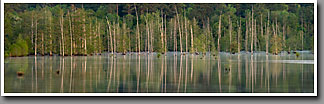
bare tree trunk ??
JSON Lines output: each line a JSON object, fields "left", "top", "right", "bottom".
{"left": 134, "top": 4, "right": 140, "bottom": 54}
{"left": 78, "top": 9, "right": 81, "bottom": 54}
{"left": 275, "top": 17, "right": 278, "bottom": 54}
{"left": 117, "top": 22, "right": 120, "bottom": 54}
{"left": 115, "top": 4, "right": 123, "bottom": 54}
{"left": 266, "top": 12, "right": 269, "bottom": 55}
{"left": 164, "top": 14, "right": 167, "bottom": 53}
{"left": 35, "top": 16, "right": 38, "bottom": 56}
{"left": 90, "top": 18, "right": 93, "bottom": 54}
{"left": 72, "top": 6, "right": 76, "bottom": 54}
{"left": 260, "top": 14, "right": 263, "bottom": 52}
{"left": 210, "top": 26, "right": 213, "bottom": 53}
{"left": 158, "top": 11, "right": 161, "bottom": 53}
{"left": 145, "top": 12, "right": 149, "bottom": 53}
{"left": 149, "top": 21, "right": 152, "bottom": 52}
{"left": 190, "top": 24, "right": 193, "bottom": 54}
{"left": 251, "top": 6, "right": 254, "bottom": 55}
{"left": 207, "top": 17, "right": 211, "bottom": 53}
{"left": 49, "top": 11, "right": 52, "bottom": 56}
{"left": 69, "top": 11, "right": 73, "bottom": 56}
{"left": 114, "top": 4, "right": 119, "bottom": 51}
{"left": 301, "top": 16, "right": 304, "bottom": 51}
{"left": 272, "top": 24, "right": 276, "bottom": 54}
{"left": 94, "top": 20, "right": 97, "bottom": 54}
{"left": 185, "top": 15, "right": 188, "bottom": 53}
{"left": 145, "top": 20, "right": 147, "bottom": 53}
{"left": 106, "top": 17, "right": 113, "bottom": 54}
{"left": 254, "top": 19, "right": 257, "bottom": 52}
{"left": 43, "top": 8, "right": 46, "bottom": 56}
{"left": 31, "top": 12, "right": 34, "bottom": 56}
{"left": 42, "top": 32, "right": 44, "bottom": 55}
{"left": 60, "top": 8, "right": 65, "bottom": 56}
{"left": 113, "top": 22, "right": 116, "bottom": 54}
{"left": 98, "top": 22, "right": 101, "bottom": 53}
{"left": 122, "top": 23, "right": 126, "bottom": 54}
{"left": 174, "top": 18, "right": 177, "bottom": 54}
{"left": 238, "top": 18, "right": 241, "bottom": 54}
{"left": 129, "top": 28, "right": 131, "bottom": 53}
{"left": 302, "top": 23, "right": 304, "bottom": 51}
{"left": 82, "top": 4, "right": 87, "bottom": 55}
{"left": 151, "top": 21, "right": 154, "bottom": 52}
{"left": 172, "top": 18, "right": 175, "bottom": 53}
{"left": 170, "top": 19, "right": 173, "bottom": 53}
{"left": 245, "top": 15, "right": 249, "bottom": 52}
{"left": 218, "top": 13, "right": 222, "bottom": 53}
{"left": 175, "top": 6, "right": 182, "bottom": 54}
{"left": 106, "top": 22, "right": 110, "bottom": 53}
{"left": 203, "top": 22, "right": 206, "bottom": 53}
{"left": 229, "top": 15, "right": 232, "bottom": 53}
{"left": 283, "top": 23, "right": 285, "bottom": 49}
{"left": 161, "top": 10, "right": 164, "bottom": 53}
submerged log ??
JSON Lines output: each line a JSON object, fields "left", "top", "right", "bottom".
{"left": 17, "top": 71, "right": 24, "bottom": 77}
{"left": 195, "top": 52, "right": 199, "bottom": 55}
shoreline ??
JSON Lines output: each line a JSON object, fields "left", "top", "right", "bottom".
{"left": 4, "top": 50, "right": 314, "bottom": 58}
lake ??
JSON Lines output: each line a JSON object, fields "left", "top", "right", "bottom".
{"left": 4, "top": 52, "right": 314, "bottom": 93}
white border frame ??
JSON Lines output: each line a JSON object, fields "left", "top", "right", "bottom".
{"left": 1, "top": 0, "right": 317, "bottom": 96}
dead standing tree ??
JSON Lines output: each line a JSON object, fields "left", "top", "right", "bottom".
{"left": 134, "top": 3, "right": 141, "bottom": 55}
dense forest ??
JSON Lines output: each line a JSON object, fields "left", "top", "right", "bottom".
{"left": 4, "top": 3, "right": 314, "bottom": 57}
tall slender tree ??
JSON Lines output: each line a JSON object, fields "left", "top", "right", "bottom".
{"left": 218, "top": 12, "right": 222, "bottom": 53}
{"left": 134, "top": 4, "right": 140, "bottom": 54}
{"left": 175, "top": 5, "right": 182, "bottom": 54}
{"left": 60, "top": 7, "right": 65, "bottom": 56}
{"left": 229, "top": 15, "right": 232, "bottom": 52}
{"left": 238, "top": 17, "right": 241, "bottom": 54}
{"left": 82, "top": 4, "right": 87, "bottom": 55}
{"left": 69, "top": 10, "right": 73, "bottom": 56}
{"left": 266, "top": 11, "right": 269, "bottom": 55}
{"left": 251, "top": 5, "right": 254, "bottom": 55}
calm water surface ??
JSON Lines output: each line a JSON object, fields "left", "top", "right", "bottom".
{"left": 4, "top": 52, "right": 314, "bottom": 93}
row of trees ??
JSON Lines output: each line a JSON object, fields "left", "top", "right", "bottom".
{"left": 4, "top": 3, "right": 314, "bottom": 56}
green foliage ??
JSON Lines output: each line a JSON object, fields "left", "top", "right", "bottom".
{"left": 296, "top": 52, "right": 300, "bottom": 57}
{"left": 270, "top": 35, "right": 283, "bottom": 55}
{"left": 3, "top": 3, "right": 314, "bottom": 56}
{"left": 157, "top": 53, "right": 161, "bottom": 58}
{"left": 4, "top": 52, "right": 10, "bottom": 58}
{"left": 230, "top": 41, "right": 238, "bottom": 54}
{"left": 194, "top": 34, "right": 206, "bottom": 53}
{"left": 8, "top": 34, "right": 29, "bottom": 57}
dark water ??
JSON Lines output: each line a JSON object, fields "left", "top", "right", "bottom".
{"left": 4, "top": 52, "right": 314, "bottom": 93}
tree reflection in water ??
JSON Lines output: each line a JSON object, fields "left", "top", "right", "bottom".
{"left": 4, "top": 52, "right": 314, "bottom": 93}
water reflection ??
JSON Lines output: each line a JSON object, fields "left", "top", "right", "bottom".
{"left": 4, "top": 52, "right": 314, "bottom": 93}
